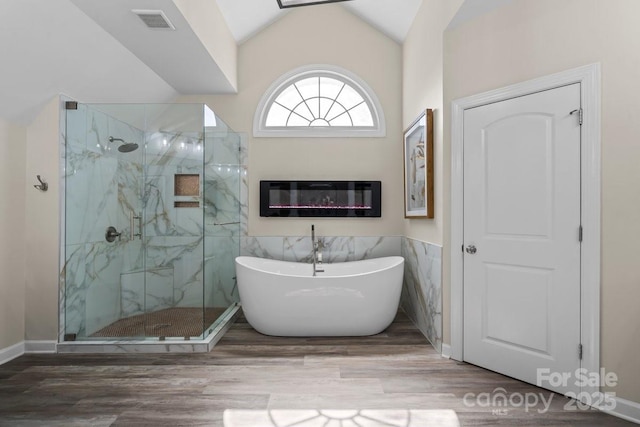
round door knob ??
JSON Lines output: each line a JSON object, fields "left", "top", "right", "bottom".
{"left": 465, "top": 245, "right": 477, "bottom": 254}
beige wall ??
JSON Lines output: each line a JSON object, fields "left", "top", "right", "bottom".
{"left": 0, "top": 119, "right": 27, "bottom": 350}
{"left": 181, "top": 5, "right": 403, "bottom": 237}
{"left": 24, "top": 98, "right": 60, "bottom": 341}
{"left": 402, "top": 0, "right": 463, "bottom": 245}
{"left": 173, "top": 0, "right": 237, "bottom": 90}
{"left": 443, "top": 0, "right": 640, "bottom": 402}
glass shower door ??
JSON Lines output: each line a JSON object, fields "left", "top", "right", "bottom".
{"left": 142, "top": 104, "right": 207, "bottom": 340}
{"left": 64, "top": 102, "right": 146, "bottom": 340}
{"left": 203, "top": 114, "right": 242, "bottom": 338}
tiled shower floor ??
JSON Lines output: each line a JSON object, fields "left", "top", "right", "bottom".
{"left": 90, "top": 307, "right": 227, "bottom": 339}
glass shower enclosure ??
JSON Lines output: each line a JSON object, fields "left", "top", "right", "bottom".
{"left": 62, "top": 103, "right": 240, "bottom": 342}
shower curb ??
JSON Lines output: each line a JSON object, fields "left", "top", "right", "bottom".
{"left": 56, "top": 304, "right": 241, "bottom": 354}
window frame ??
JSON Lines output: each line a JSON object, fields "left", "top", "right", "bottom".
{"left": 253, "top": 65, "right": 386, "bottom": 138}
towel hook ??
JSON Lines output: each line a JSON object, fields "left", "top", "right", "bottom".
{"left": 34, "top": 175, "right": 48, "bottom": 192}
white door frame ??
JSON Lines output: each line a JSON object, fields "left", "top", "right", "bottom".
{"left": 450, "top": 63, "right": 601, "bottom": 396}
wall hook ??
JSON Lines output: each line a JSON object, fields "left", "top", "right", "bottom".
{"left": 34, "top": 175, "right": 48, "bottom": 192}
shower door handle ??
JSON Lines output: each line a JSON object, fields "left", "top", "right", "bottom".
{"left": 130, "top": 212, "right": 142, "bottom": 240}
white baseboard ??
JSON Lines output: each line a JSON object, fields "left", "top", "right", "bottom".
{"left": 598, "top": 395, "right": 640, "bottom": 425}
{"left": 24, "top": 340, "right": 56, "bottom": 353}
{"left": 0, "top": 340, "right": 57, "bottom": 365}
{"left": 0, "top": 341, "right": 25, "bottom": 365}
{"left": 441, "top": 343, "right": 451, "bottom": 359}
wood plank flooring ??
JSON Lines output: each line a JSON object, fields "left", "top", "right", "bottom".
{"left": 0, "top": 312, "right": 633, "bottom": 426}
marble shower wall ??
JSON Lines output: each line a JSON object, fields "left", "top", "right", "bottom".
{"left": 61, "top": 104, "right": 243, "bottom": 339}
{"left": 400, "top": 237, "right": 442, "bottom": 352}
{"left": 203, "top": 128, "right": 244, "bottom": 309}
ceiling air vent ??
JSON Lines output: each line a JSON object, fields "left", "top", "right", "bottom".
{"left": 132, "top": 9, "right": 175, "bottom": 30}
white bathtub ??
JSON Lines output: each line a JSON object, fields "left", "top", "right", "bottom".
{"left": 235, "top": 256, "right": 404, "bottom": 337}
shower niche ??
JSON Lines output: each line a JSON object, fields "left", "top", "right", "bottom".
{"left": 260, "top": 180, "right": 381, "bottom": 217}
{"left": 61, "top": 102, "right": 242, "bottom": 348}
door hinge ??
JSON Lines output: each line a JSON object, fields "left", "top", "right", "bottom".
{"left": 462, "top": 244, "right": 464, "bottom": 253}
{"left": 579, "top": 225, "right": 583, "bottom": 242}
{"left": 579, "top": 343, "right": 583, "bottom": 360}
{"left": 570, "top": 108, "right": 583, "bottom": 125}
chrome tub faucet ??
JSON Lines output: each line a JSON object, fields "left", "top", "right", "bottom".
{"left": 311, "top": 224, "right": 324, "bottom": 276}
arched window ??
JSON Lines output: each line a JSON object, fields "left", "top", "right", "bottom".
{"left": 254, "top": 65, "right": 386, "bottom": 137}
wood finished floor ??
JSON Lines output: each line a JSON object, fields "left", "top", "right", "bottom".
{"left": 0, "top": 312, "right": 633, "bottom": 426}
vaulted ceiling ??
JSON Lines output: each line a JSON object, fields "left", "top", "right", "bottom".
{"left": 0, "top": 0, "right": 511, "bottom": 125}
{"left": 216, "top": 0, "right": 423, "bottom": 44}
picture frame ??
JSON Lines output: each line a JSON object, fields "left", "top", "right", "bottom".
{"left": 403, "top": 109, "right": 434, "bottom": 218}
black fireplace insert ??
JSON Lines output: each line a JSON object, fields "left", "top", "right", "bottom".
{"left": 260, "top": 180, "right": 381, "bottom": 217}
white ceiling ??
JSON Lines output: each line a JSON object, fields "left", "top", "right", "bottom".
{"left": 0, "top": 0, "right": 178, "bottom": 124}
{"left": 0, "top": 0, "right": 514, "bottom": 126}
{"left": 216, "top": 0, "right": 424, "bottom": 44}
{"left": 70, "top": 0, "right": 237, "bottom": 94}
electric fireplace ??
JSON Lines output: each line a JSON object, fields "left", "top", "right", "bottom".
{"left": 260, "top": 181, "right": 381, "bottom": 217}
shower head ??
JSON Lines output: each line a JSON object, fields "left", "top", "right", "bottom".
{"left": 108, "top": 136, "right": 139, "bottom": 153}
{"left": 118, "top": 142, "right": 139, "bottom": 153}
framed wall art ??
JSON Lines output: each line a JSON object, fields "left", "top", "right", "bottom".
{"left": 403, "top": 109, "right": 434, "bottom": 218}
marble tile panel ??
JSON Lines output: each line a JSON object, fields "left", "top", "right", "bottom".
{"left": 86, "top": 107, "right": 109, "bottom": 154}
{"left": 121, "top": 239, "right": 144, "bottom": 273}
{"left": 240, "top": 165, "right": 248, "bottom": 237}
{"left": 146, "top": 268, "right": 175, "bottom": 312}
{"left": 204, "top": 167, "right": 241, "bottom": 237}
{"left": 63, "top": 244, "right": 88, "bottom": 336}
{"left": 64, "top": 148, "right": 119, "bottom": 245}
{"left": 85, "top": 276, "right": 121, "bottom": 336}
{"left": 120, "top": 268, "right": 174, "bottom": 320}
{"left": 319, "top": 236, "right": 355, "bottom": 263}
{"left": 64, "top": 239, "right": 125, "bottom": 337}
{"left": 205, "top": 130, "right": 240, "bottom": 166}
{"left": 240, "top": 237, "right": 284, "bottom": 260}
{"left": 283, "top": 236, "right": 313, "bottom": 263}
{"left": 155, "top": 241, "right": 202, "bottom": 308}
{"left": 121, "top": 271, "right": 144, "bottom": 318}
{"left": 205, "top": 236, "right": 240, "bottom": 308}
{"left": 400, "top": 237, "right": 442, "bottom": 352}
{"left": 353, "top": 236, "right": 402, "bottom": 260}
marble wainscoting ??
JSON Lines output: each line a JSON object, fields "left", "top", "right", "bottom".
{"left": 400, "top": 237, "right": 442, "bottom": 352}
{"left": 241, "top": 236, "right": 401, "bottom": 263}
{"left": 239, "top": 235, "right": 442, "bottom": 353}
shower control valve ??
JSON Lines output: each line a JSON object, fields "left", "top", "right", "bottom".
{"left": 105, "top": 226, "right": 122, "bottom": 243}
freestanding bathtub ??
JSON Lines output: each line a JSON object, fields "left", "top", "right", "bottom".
{"left": 235, "top": 256, "right": 404, "bottom": 337}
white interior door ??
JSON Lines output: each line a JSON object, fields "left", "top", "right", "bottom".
{"left": 463, "top": 83, "right": 581, "bottom": 395}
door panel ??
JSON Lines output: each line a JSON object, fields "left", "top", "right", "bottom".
{"left": 484, "top": 263, "right": 551, "bottom": 354}
{"left": 484, "top": 114, "right": 554, "bottom": 238}
{"left": 463, "top": 84, "right": 581, "bottom": 394}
